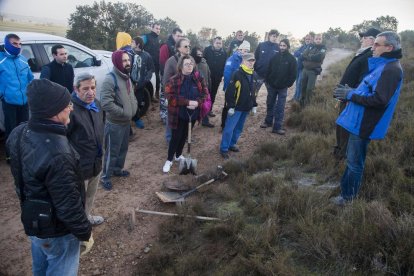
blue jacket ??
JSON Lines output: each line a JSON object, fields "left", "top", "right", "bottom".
{"left": 254, "top": 41, "right": 279, "bottom": 78}
{"left": 223, "top": 51, "right": 242, "bottom": 91}
{"left": 294, "top": 44, "right": 309, "bottom": 71}
{"left": 0, "top": 50, "right": 34, "bottom": 105}
{"left": 336, "top": 49, "right": 403, "bottom": 140}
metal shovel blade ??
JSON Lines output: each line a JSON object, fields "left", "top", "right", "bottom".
{"left": 155, "top": 191, "right": 185, "bottom": 203}
{"left": 179, "top": 157, "right": 197, "bottom": 175}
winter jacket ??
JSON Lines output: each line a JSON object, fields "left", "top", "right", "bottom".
{"left": 223, "top": 51, "right": 243, "bottom": 91}
{"left": 227, "top": 39, "right": 243, "bottom": 56}
{"left": 6, "top": 120, "right": 91, "bottom": 241}
{"left": 162, "top": 54, "right": 180, "bottom": 86}
{"left": 203, "top": 45, "right": 227, "bottom": 79}
{"left": 143, "top": 31, "right": 160, "bottom": 68}
{"left": 339, "top": 47, "right": 372, "bottom": 88}
{"left": 294, "top": 43, "right": 310, "bottom": 71}
{"left": 0, "top": 50, "right": 34, "bottom": 105}
{"left": 226, "top": 66, "right": 258, "bottom": 112}
{"left": 165, "top": 71, "right": 209, "bottom": 129}
{"left": 131, "top": 50, "right": 154, "bottom": 89}
{"left": 336, "top": 49, "right": 403, "bottom": 140}
{"left": 254, "top": 41, "right": 280, "bottom": 78}
{"left": 40, "top": 60, "right": 75, "bottom": 92}
{"left": 67, "top": 93, "right": 104, "bottom": 180}
{"left": 266, "top": 51, "right": 297, "bottom": 89}
{"left": 302, "top": 44, "right": 327, "bottom": 71}
{"left": 159, "top": 35, "right": 176, "bottom": 74}
{"left": 100, "top": 68, "right": 138, "bottom": 125}
{"left": 196, "top": 58, "right": 211, "bottom": 91}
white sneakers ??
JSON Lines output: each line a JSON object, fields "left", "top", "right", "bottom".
{"left": 163, "top": 160, "right": 173, "bottom": 173}
{"left": 174, "top": 155, "right": 185, "bottom": 162}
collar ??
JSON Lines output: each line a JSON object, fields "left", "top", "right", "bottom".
{"left": 28, "top": 118, "right": 67, "bottom": 135}
{"left": 72, "top": 92, "right": 100, "bottom": 112}
{"left": 241, "top": 64, "right": 254, "bottom": 75}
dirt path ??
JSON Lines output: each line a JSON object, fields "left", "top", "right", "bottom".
{"left": 0, "top": 48, "right": 352, "bottom": 276}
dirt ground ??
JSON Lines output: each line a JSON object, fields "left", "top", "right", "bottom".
{"left": 0, "top": 48, "right": 351, "bottom": 276}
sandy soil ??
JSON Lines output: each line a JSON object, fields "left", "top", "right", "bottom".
{"left": 0, "top": 48, "right": 351, "bottom": 276}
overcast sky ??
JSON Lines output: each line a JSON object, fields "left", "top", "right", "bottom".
{"left": 1, "top": 0, "right": 413, "bottom": 39}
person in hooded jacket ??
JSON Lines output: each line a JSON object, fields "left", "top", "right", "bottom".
{"left": 159, "top": 27, "right": 183, "bottom": 77}
{"left": 143, "top": 23, "right": 161, "bottom": 99}
{"left": 293, "top": 33, "right": 313, "bottom": 101}
{"left": 331, "top": 31, "right": 403, "bottom": 206}
{"left": 100, "top": 50, "right": 138, "bottom": 190}
{"left": 261, "top": 39, "right": 297, "bottom": 135}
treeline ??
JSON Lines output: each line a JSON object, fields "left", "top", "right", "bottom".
{"left": 66, "top": 1, "right": 399, "bottom": 51}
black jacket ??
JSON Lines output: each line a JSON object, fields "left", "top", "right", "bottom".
{"left": 130, "top": 50, "right": 155, "bottom": 89}
{"left": 226, "top": 67, "right": 258, "bottom": 112}
{"left": 6, "top": 120, "right": 91, "bottom": 241}
{"left": 67, "top": 93, "right": 105, "bottom": 180}
{"left": 340, "top": 47, "right": 372, "bottom": 88}
{"left": 203, "top": 45, "right": 227, "bottom": 79}
{"left": 302, "top": 44, "right": 327, "bottom": 70}
{"left": 143, "top": 31, "right": 160, "bottom": 68}
{"left": 227, "top": 39, "right": 243, "bottom": 56}
{"left": 40, "top": 60, "right": 74, "bottom": 92}
{"left": 266, "top": 51, "right": 297, "bottom": 89}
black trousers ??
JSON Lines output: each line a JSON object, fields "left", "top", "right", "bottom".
{"left": 221, "top": 102, "right": 228, "bottom": 129}
{"left": 210, "top": 74, "right": 222, "bottom": 107}
{"left": 334, "top": 101, "right": 350, "bottom": 160}
{"left": 2, "top": 100, "right": 29, "bottom": 138}
{"left": 168, "top": 119, "right": 196, "bottom": 161}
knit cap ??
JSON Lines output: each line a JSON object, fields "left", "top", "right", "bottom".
{"left": 238, "top": 40, "right": 250, "bottom": 51}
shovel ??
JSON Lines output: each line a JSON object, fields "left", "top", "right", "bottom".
{"left": 156, "top": 178, "right": 215, "bottom": 203}
{"left": 179, "top": 113, "right": 197, "bottom": 175}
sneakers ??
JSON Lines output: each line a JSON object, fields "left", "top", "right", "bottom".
{"left": 220, "top": 151, "right": 230, "bottom": 159}
{"left": 260, "top": 123, "right": 271, "bottom": 128}
{"left": 208, "top": 111, "right": 216, "bottom": 117}
{"left": 88, "top": 215, "right": 104, "bottom": 226}
{"left": 272, "top": 129, "right": 286, "bottom": 135}
{"left": 330, "top": 196, "right": 347, "bottom": 206}
{"left": 174, "top": 155, "right": 185, "bottom": 162}
{"left": 135, "top": 119, "right": 145, "bottom": 129}
{"left": 229, "top": 146, "right": 240, "bottom": 152}
{"left": 101, "top": 179, "right": 113, "bottom": 191}
{"left": 163, "top": 160, "right": 173, "bottom": 173}
{"left": 113, "top": 170, "right": 130, "bottom": 177}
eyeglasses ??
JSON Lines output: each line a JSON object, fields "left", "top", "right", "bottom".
{"left": 183, "top": 45, "right": 191, "bottom": 49}
{"left": 183, "top": 62, "right": 194, "bottom": 67}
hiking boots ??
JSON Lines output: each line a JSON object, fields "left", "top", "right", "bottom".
{"left": 202, "top": 122, "right": 215, "bottom": 128}
{"left": 113, "top": 170, "right": 130, "bottom": 177}
{"left": 260, "top": 123, "right": 272, "bottom": 128}
{"left": 101, "top": 180, "right": 113, "bottom": 191}
{"left": 229, "top": 146, "right": 240, "bottom": 152}
{"left": 272, "top": 129, "right": 286, "bottom": 135}
{"left": 220, "top": 151, "right": 230, "bottom": 159}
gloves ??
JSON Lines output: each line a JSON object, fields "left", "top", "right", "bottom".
{"left": 333, "top": 84, "right": 353, "bottom": 101}
{"left": 228, "top": 108, "right": 235, "bottom": 116}
{"left": 251, "top": 107, "right": 257, "bottom": 115}
{"left": 135, "top": 119, "right": 145, "bottom": 129}
{"left": 80, "top": 234, "right": 94, "bottom": 256}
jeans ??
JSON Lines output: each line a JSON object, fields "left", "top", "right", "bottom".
{"left": 220, "top": 111, "right": 248, "bottom": 152}
{"left": 2, "top": 100, "right": 29, "bottom": 138}
{"left": 340, "top": 133, "right": 370, "bottom": 200}
{"left": 101, "top": 121, "right": 130, "bottom": 181}
{"left": 264, "top": 85, "right": 288, "bottom": 131}
{"left": 293, "top": 70, "right": 303, "bottom": 101}
{"left": 30, "top": 234, "right": 80, "bottom": 276}
{"left": 165, "top": 115, "right": 172, "bottom": 143}
{"left": 84, "top": 173, "right": 101, "bottom": 216}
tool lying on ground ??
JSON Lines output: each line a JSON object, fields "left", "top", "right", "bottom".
{"left": 179, "top": 112, "right": 197, "bottom": 175}
{"left": 136, "top": 209, "right": 221, "bottom": 221}
{"left": 156, "top": 167, "right": 227, "bottom": 203}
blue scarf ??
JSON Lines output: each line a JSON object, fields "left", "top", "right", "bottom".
{"left": 4, "top": 37, "right": 21, "bottom": 56}
{"left": 76, "top": 94, "right": 100, "bottom": 112}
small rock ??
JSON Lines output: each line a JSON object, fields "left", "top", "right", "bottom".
{"left": 112, "top": 252, "right": 117, "bottom": 257}
{"left": 144, "top": 247, "right": 150, "bottom": 253}
{"left": 92, "top": 269, "right": 100, "bottom": 275}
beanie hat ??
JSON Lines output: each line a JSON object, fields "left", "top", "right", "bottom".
{"left": 280, "top": 38, "right": 291, "bottom": 49}
{"left": 27, "top": 79, "right": 71, "bottom": 119}
{"left": 238, "top": 40, "right": 250, "bottom": 51}
{"left": 116, "top": 32, "right": 132, "bottom": 50}
{"left": 112, "top": 50, "right": 128, "bottom": 74}
{"left": 359, "top": 28, "right": 381, "bottom": 38}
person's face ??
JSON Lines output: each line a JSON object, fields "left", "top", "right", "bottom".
{"left": 304, "top": 35, "right": 313, "bottom": 45}
{"left": 239, "top": 48, "right": 249, "bottom": 54}
{"left": 213, "top": 39, "right": 223, "bottom": 50}
{"left": 360, "top": 36, "right": 375, "bottom": 48}
{"left": 172, "top": 32, "right": 183, "bottom": 42}
{"left": 178, "top": 40, "right": 191, "bottom": 55}
{"left": 268, "top": 34, "right": 278, "bottom": 43}
{"left": 279, "top": 42, "right": 288, "bottom": 52}
{"left": 54, "top": 48, "right": 68, "bottom": 64}
{"left": 9, "top": 37, "right": 22, "bottom": 49}
{"left": 182, "top": 58, "right": 194, "bottom": 75}
{"left": 314, "top": 36, "right": 323, "bottom": 45}
{"left": 152, "top": 24, "right": 161, "bottom": 35}
{"left": 75, "top": 78, "right": 96, "bottom": 104}
{"left": 196, "top": 50, "right": 203, "bottom": 57}
{"left": 243, "top": 59, "right": 255, "bottom": 69}
{"left": 236, "top": 32, "right": 244, "bottom": 41}
{"left": 55, "top": 102, "right": 73, "bottom": 126}
{"left": 122, "top": 53, "right": 131, "bottom": 72}
{"left": 372, "top": 36, "right": 393, "bottom": 57}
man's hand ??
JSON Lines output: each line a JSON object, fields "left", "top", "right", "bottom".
{"left": 333, "top": 84, "right": 352, "bottom": 101}
{"left": 228, "top": 108, "right": 235, "bottom": 116}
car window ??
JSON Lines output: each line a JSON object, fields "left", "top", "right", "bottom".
{"left": 21, "top": 45, "right": 38, "bottom": 72}
{"left": 43, "top": 43, "right": 94, "bottom": 68}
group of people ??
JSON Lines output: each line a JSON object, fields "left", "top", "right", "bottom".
{"left": 0, "top": 24, "right": 404, "bottom": 274}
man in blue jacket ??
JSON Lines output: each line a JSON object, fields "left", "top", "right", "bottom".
{"left": 293, "top": 34, "right": 313, "bottom": 101}
{"left": 331, "top": 31, "right": 403, "bottom": 206}
{"left": 0, "top": 33, "right": 34, "bottom": 141}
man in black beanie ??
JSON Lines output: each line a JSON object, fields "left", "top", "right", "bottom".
{"left": 6, "top": 79, "right": 91, "bottom": 276}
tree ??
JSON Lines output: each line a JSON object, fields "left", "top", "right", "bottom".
{"left": 223, "top": 31, "right": 261, "bottom": 53}
{"left": 351, "top": 15, "right": 398, "bottom": 34}
{"left": 157, "top": 17, "right": 181, "bottom": 43}
{"left": 67, "top": 1, "right": 154, "bottom": 50}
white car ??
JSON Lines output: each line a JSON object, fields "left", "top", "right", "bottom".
{"left": 0, "top": 31, "right": 155, "bottom": 132}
